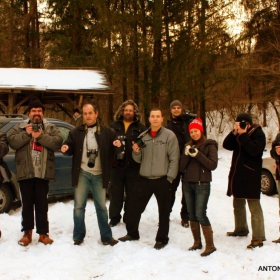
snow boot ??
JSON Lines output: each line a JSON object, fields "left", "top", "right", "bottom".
{"left": 18, "top": 230, "right": 32, "bottom": 246}
{"left": 201, "top": 226, "right": 216, "bottom": 257}
{"left": 39, "top": 234, "right": 53, "bottom": 245}
{"left": 189, "top": 221, "right": 202, "bottom": 251}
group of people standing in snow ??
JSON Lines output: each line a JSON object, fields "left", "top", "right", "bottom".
{"left": 0, "top": 96, "right": 279, "bottom": 255}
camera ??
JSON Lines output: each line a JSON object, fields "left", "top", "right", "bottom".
{"left": 117, "top": 136, "right": 126, "bottom": 160}
{"left": 189, "top": 145, "right": 197, "bottom": 153}
{"left": 239, "top": 120, "right": 248, "bottom": 129}
{"left": 183, "top": 110, "right": 197, "bottom": 120}
{"left": 31, "top": 120, "right": 41, "bottom": 132}
{"left": 136, "top": 136, "right": 146, "bottom": 149}
{"left": 87, "top": 149, "right": 98, "bottom": 168}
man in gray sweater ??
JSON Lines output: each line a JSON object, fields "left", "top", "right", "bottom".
{"left": 118, "top": 108, "right": 180, "bottom": 250}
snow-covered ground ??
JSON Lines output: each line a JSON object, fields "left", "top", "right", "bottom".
{"left": 1, "top": 148, "right": 280, "bottom": 280}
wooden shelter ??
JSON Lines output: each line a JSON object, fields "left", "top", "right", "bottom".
{"left": 0, "top": 68, "right": 114, "bottom": 114}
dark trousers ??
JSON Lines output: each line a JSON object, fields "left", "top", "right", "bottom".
{"left": 125, "top": 176, "right": 171, "bottom": 244}
{"left": 170, "top": 173, "right": 189, "bottom": 220}
{"left": 109, "top": 167, "right": 139, "bottom": 223}
{"left": 19, "top": 178, "right": 49, "bottom": 234}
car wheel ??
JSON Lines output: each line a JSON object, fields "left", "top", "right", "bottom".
{"left": 261, "top": 170, "right": 276, "bottom": 196}
{"left": 0, "top": 183, "right": 13, "bottom": 213}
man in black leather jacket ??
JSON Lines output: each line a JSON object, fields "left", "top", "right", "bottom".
{"left": 109, "top": 100, "right": 146, "bottom": 227}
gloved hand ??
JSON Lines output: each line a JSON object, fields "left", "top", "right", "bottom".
{"left": 188, "top": 147, "right": 198, "bottom": 157}
{"left": 185, "top": 145, "right": 191, "bottom": 156}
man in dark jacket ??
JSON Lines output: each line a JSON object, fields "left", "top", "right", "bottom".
{"left": 270, "top": 133, "right": 280, "bottom": 243}
{"left": 8, "top": 96, "right": 63, "bottom": 247}
{"left": 109, "top": 100, "right": 146, "bottom": 227}
{"left": 0, "top": 130, "right": 9, "bottom": 238}
{"left": 61, "top": 103, "right": 122, "bottom": 246}
{"left": 223, "top": 113, "right": 266, "bottom": 249}
{"left": 166, "top": 100, "right": 196, "bottom": 228}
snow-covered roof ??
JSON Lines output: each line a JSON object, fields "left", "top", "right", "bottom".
{"left": 0, "top": 68, "right": 113, "bottom": 94}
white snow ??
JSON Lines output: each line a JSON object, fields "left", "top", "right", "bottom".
{"left": 1, "top": 147, "right": 280, "bottom": 280}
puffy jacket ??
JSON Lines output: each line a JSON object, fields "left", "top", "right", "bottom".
{"left": 63, "top": 123, "right": 123, "bottom": 188}
{"left": 7, "top": 119, "right": 63, "bottom": 181}
{"left": 132, "top": 127, "right": 180, "bottom": 181}
{"left": 223, "top": 124, "right": 266, "bottom": 199}
{"left": 179, "top": 139, "right": 218, "bottom": 183}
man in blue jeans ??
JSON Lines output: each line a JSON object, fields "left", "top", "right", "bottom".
{"left": 61, "top": 103, "right": 123, "bottom": 246}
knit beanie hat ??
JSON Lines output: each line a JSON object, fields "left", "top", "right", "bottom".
{"left": 28, "top": 96, "right": 45, "bottom": 111}
{"left": 188, "top": 118, "right": 204, "bottom": 132}
{"left": 170, "top": 100, "right": 182, "bottom": 109}
{"left": 236, "top": 113, "right": 252, "bottom": 125}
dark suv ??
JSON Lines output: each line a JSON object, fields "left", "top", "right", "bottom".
{"left": 0, "top": 115, "right": 74, "bottom": 213}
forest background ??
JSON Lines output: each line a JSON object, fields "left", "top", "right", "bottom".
{"left": 1, "top": 0, "right": 280, "bottom": 133}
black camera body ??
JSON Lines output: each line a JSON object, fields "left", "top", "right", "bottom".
{"left": 87, "top": 149, "right": 98, "bottom": 168}
{"left": 136, "top": 136, "right": 146, "bottom": 149}
{"left": 31, "top": 120, "right": 42, "bottom": 132}
{"left": 189, "top": 145, "right": 197, "bottom": 153}
{"left": 239, "top": 120, "right": 248, "bottom": 129}
{"left": 117, "top": 135, "right": 126, "bottom": 160}
{"left": 182, "top": 110, "right": 197, "bottom": 120}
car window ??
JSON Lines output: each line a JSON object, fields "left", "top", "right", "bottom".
{"left": 57, "top": 126, "right": 71, "bottom": 142}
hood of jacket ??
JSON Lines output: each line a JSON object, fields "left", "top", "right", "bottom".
{"left": 113, "top": 100, "right": 142, "bottom": 122}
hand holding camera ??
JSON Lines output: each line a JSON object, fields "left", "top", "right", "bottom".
{"left": 188, "top": 145, "right": 198, "bottom": 157}
{"left": 185, "top": 145, "right": 191, "bottom": 155}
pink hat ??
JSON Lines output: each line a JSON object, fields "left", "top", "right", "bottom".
{"left": 188, "top": 118, "right": 204, "bottom": 132}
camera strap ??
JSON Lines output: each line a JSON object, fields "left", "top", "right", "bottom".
{"left": 85, "top": 126, "right": 98, "bottom": 152}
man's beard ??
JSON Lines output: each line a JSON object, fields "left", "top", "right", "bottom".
{"left": 31, "top": 116, "right": 43, "bottom": 124}
{"left": 123, "top": 114, "right": 134, "bottom": 122}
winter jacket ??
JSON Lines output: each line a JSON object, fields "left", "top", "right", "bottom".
{"left": 0, "top": 131, "right": 11, "bottom": 183}
{"left": 270, "top": 133, "right": 280, "bottom": 180}
{"left": 63, "top": 123, "right": 123, "bottom": 188}
{"left": 132, "top": 127, "right": 180, "bottom": 181}
{"left": 7, "top": 119, "right": 63, "bottom": 181}
{"left": 179, "top": 139, "right": 218, "bottom": 183}
{"left": 223, "top": 124, "right": 266, "bottom": 199}
{"left": 110, "top": 100, "right": 146, "bottom": 169}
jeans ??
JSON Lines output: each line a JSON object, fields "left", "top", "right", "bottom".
{"left": 183, "top": 182, "right": 211, "bottom": 226}
{"left": 73, "top": 169, "right": 112, "bottom": 242}
{"left": 109, "top": 167, "right": 139, "bottom": 223}
{"left": 233, "top": 198, "right": 265, "bottom": 241}
{"left": 170, "top": 172, "right": 189, "bottom": 220}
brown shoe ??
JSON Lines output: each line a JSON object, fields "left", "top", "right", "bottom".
{"left": 39, "top": 234, "right": 53, "bottom": 245}
{"left": 18, "top": 230, "right": 32, "bottom": 246}
{"left": 247, "top": 240, "right": 263, "bottom": 249}
{"left": 272, "top": 237, "right": 280, "bottom": 244}
{"left": 102, "top": 238, "right": 119, "bottom": 246}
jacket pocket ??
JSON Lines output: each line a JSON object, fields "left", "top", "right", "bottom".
{"left": 16, "top": 159, "right": 27, "bottom": 180}
{"left": 244, "top": 164, "right": 255, "bottom": 171}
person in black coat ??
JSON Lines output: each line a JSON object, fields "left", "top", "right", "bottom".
{"left": 109, "top": 100, "right": 146, "bottom": 227}
{"left": 61, "top": 103, "right": 123, "bottom": 246}
{"left": 166, "top": 100, "right": 196, "bottom": 228}
{"left": 223, "top": 113, "right": 266, "bottom": 249}
{"left": 270, "top": 133, "right": 280, "bottom": 243}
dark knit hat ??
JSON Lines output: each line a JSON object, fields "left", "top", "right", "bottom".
{"left": 236, "top": 113, "right": 252, "bottom": 125}
{"left": 188, "top": 118, "right": 204, "bottom": 132}
{"left": 73, "top": 108, "right": 80, "bottom": 114}
{"left": 28, "top": 96, "right": 45, "bottom": 111}
{"left": 170, "top": 100, "right": 182, "bottom": 109}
